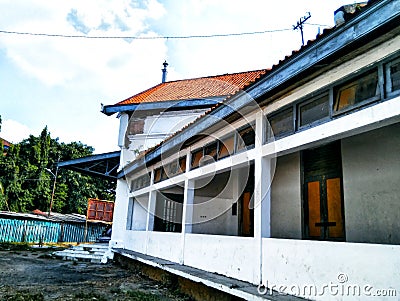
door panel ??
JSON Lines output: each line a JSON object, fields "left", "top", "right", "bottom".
{"left": 308, "top": 181, "right": 321, "bottom": 237}
{"left": 327, "top": 178, "right": 343, "bottom": 238}
{"left": 303, "top": 141, "right": 345, "bottom": 241}
{"left": 241, "top": 192, "right": 252, "bottom": 236}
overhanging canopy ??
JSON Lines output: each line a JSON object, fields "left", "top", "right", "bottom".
{"left": 58, "top": 151, "right": 120, "bottom": 179}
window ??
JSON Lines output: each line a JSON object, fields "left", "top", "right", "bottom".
{"left": 218, "top": 135, "right": 235, "bottom": 159}
{"left": 164, "top": 156, "right": 186, "bottom": 178}
{"left": 333, "top": 69, "right": 380, "bottom": 113}
{"left": 390, "top": 62, "right": 400, "bottom": 92}
{"left": 298, "top": 93, "right": 330, "bottom": 128}
{"left": 387, "top": 59, "right": 400, "bottom": 95}
{"left": 131, "top": 173, "right": 151, "bottom": 191}
{"left": 202, "top": 142, "right": 218, "bottom": 165}
{"left": 179, "top": 156, "right": 187, "bottom": 173}
{"left": 191, "top": 149, "right": 203, "bottom": 169}
{"left": 154, "top": 168, "right": 162, "bottom": 183}
{"left": 236, "top": 124, "right": 255, "bottom": 151}
{"left": 127, "top": 118, "right": 145, "bottom": 135}
{"left": 268, "top": 107, "right": 294, "bottom": 139}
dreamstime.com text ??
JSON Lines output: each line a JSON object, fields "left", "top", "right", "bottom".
{"left": 257, "top": 274, "right": 397, "bottom": 298}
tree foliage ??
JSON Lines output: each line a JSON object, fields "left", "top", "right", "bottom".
{"left": 0, "top": 127, "right": 116, "bottom": 214}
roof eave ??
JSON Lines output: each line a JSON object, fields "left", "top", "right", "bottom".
{"left": 101, "top": 96, "right": 226, "bottom": 116}
{"left": 119, "top": 0, "right": 400, "bottom": 178}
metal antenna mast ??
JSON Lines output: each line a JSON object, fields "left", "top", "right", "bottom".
{"left": 293, "top": 12, "right": 311, "bottom": 46}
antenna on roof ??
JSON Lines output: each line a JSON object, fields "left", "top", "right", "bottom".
{"left": 293, "top": 12, "right": 311, "bottom": 46}
{"left": 161, "top": 60, "right": 168, "bottom": 83}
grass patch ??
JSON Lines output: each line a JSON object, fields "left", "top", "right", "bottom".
{"left": 73, "top": 292, "right": 107, "bottom": 301}
{"left": 126, "top": 291, "right": 166, "bottom": 301}
{"left": 0, "top": 242, "right": 31, "bottom": 251}
{"left": 1, "top": 291, "right": 44, "bottom": 301}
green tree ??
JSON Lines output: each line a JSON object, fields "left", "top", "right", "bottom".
{"left": 0, "top": 127, "right": 116, "bottom": 214}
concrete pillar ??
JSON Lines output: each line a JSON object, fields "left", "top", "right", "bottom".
{"left": 145, "top": 171, "right": 156, "bottom": 254}
{"left": 254, "top": 112, "right": 272, "bottom": 284}
{"left": 110, "top": 178, "right": 129, "bottom": 249}
{"left": 181, "top": 150, "right": 195, "bottom": 264}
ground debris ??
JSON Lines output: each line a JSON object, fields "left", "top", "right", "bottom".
{"left": 0, "top": 247, "right": 190, "bottom": 301}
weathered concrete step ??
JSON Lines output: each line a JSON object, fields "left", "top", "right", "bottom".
{"left": 52, "top": 243, "right": 113, "bottom": 263}
{"left": 54, "top": 250, "right": 105, "bottom": 256}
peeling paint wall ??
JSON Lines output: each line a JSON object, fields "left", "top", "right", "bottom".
{"left": 342, "top": 122, "right": 400, "bottom": 244}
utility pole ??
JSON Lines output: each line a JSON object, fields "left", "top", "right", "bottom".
{"left": 45, "top": 160, "right": 59, "bottom": 217}
{"left": 293, "top": 12, "right": 311, "bottom": 46}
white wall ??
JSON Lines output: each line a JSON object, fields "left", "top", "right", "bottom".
{"left": 191, "top": 170, "right": 242, "bottom": 235}
{"left": 146, "top": 231, "right": 182, "bottom": 263}
{"left": 341, "top": 123, "right": 400, "bottom": 244}
{"left": 124, "top": 231, "right": 147, "bottom": 254}
{"left": 262, "top": 238, "right": 400, "bottom": 300}
{"left": 110, "top": 179, "right": 129, "bottom": 248}
{"left": 191, "top": 196, "right": 237, "bottom": 235}
{"left": 270, "top": 152, "right": 302, "bottom": 239}
{"left": 124, "top": 109, "right": 208, "bottom": 163}
{"left": 184, "top": 234, "right": 259, "bottom": 284}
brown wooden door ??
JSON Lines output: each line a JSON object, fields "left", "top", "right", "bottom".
{"left": 241, "top": 191, "right": 253, "bottom": 236}
{"left": 306, "top": 176, "right": 344, "bottom": 239}
{"left": 303, "top": 142, "right": 345, "bottom": 240}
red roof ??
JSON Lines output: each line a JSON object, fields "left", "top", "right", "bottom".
{"left": 115, "top": 70, "right": 267, "bottom": 105}
{"left": 1, "top": 138, "right": 11, "bottom": 148}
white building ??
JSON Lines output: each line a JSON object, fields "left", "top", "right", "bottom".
{"left": 102, "top": 1, "right": 400, "bottom": 300}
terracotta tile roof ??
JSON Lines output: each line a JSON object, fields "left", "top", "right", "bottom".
{"left": 114, "top": 70, "right": 267, "bottom": 105}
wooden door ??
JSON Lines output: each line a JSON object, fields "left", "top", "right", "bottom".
{"left": 303, "top": 142, "right": 345, "bottom": 240}
{"left": 306, "top": 176, "right": 344, "bottom": 239}
{"left": 241, "top": 192, "right": 253, "bottom": 236}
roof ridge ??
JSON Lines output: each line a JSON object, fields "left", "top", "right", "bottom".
{"left": 162, "top": 68, "right": 268, "bottom": 84}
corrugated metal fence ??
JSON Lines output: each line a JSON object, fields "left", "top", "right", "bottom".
{"left": 0, "top": 218, "right": 106, "bottom": 243}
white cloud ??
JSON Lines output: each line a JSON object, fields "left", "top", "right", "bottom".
{"left": 0, "top": 119, "right": 37, "bottom": 144}
{"left": 0, "top": 0, "right": 168, "bottom": 94}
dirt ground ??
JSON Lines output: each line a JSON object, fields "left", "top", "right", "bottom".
{"left": 0, "top": 243, "right": 191, "bottom": 301}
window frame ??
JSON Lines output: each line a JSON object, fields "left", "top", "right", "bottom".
{"left": 332, "top": 68, "right": 381, "bottom": 116}
{"left": 385, "top": 56, "right": 400, "bottom": 98}
{"left": 297, "top": 92, "right": 330, "bottom": 130}
{"left": 267, "top": 106, "right": 295, "bottom": 141}
{"left": 236, "top": 123, "right": 256, "bottom": 152}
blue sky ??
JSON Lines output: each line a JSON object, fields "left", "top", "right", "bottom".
{"left": 0, "top": 0, "right": 352, "bottom": 154}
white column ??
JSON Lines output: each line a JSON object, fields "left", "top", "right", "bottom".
{"left": 180, "top": 150, "right": 195, "bottom": 264}
{"left": 145, "top": 171, "right": 156, "bottom": 254}
{"left": 110, "top": 178, "right": 129, "bottom": 249}
{"left": 254, "top": 111, "right": 272, "bottom": 284}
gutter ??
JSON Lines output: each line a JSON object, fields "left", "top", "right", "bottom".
{"left": 101, "top": 97, "right": 225, "bottom": 116}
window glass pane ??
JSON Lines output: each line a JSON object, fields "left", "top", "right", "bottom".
{"left": 165, "top": 161, "right": 178, "bottom": 177}
{"left": 204, "top": 142, "right": 218, "bottom": 159}
{"left": 390, "top": 61, "right": 400, "bottom": 92}
{"left": 269, "top": 108, "right": 294, "bottom": 138}
{"left": 218, "top": 135, "right": 235, "bottom": 159}
{"left": 191, "top": 149, "right": 203, "bottom": 169}
{"left": 299, "top": 94, "right": 329, "bottom": 127}
{"left": 334, "top": 70, "right": 379, "bottom": 112}
{"left": 202, "top": 142, "right": 218, "bottom": 165}
{"left": 154, "top": 168, "right": 162, "bottom": 183}
{"left": 179, "top": 156, "right": 186, "bottom": 173}
{"left": 236, "top": 125, "right": 255, "bottom": 151}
